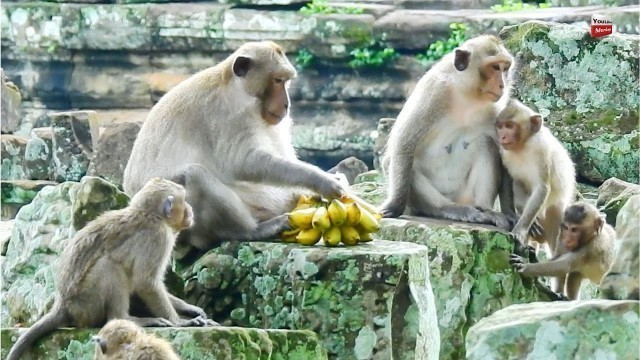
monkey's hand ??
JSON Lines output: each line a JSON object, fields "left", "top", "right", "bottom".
{"left": 315, "top": 174, "right": 347, "bottom": 200}
{"left": 505, "top": 214, "right": 519, "bottom": 230}
{"left": 511, "top": 227, "right": 529, "bottom": 245}
{"left": 379, "top": 199, "right": 405, "bottom": 218}
{"left": 177, "top": 315, "right": 215, "bottom": 327}
{"left": 529, "top": 219, "right": 544, "bottom": 239}
{"left": 508, "top": 254, "right": 529, "bottom": 274}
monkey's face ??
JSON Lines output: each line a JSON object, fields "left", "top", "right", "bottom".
{"left": 479, "top": 59, "right": 511, "bottom": 102}
{"left": 560, "top": 221, "right": 582, "bottom": 252}
{"left": 495, "top": 118, "right": 521, "bottom": 151}
{"left": 261, "top": 73, "right": 292, "bottom": 125}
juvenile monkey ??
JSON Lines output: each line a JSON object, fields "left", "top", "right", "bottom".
{"left": 93, "top": 319, "right": 180, "bottom": 360}
{"left": 380, "top": 35, "right": 515, "bottom": 230}
{"left": 6, "top": 178, "right": 215, "bottom": 360}
{"left": 510, "top": 202, "right": 616, "bottom": 300}
{"left": 496, "top": 99, "right": 576, "bottom": 257}
{"left": 123, "top": 41, "right": 348, "bottom": 250}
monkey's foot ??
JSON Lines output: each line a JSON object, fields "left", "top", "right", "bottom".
{"left": 129, "top": 316, "right": 173, "bottom": 327}
{"left": 178, "top": 316, "right": 217, "bottom": 327}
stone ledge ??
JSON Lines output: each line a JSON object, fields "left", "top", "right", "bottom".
{"left": 0, "top": 326, "right": 328, "bottom": 360}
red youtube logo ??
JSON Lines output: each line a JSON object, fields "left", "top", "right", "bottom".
{"left": 591, "top": 14, "right": 613, "bottom": 38}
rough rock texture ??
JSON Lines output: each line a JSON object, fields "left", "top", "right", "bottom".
{"left": 87, "top": 121, "right": 141, "bottom": 188}
{"left": 50, "top": 111, "right": 94, "bottom": 182}
{"left": 0, "top": 179, "right": 57, "bottom": 220}
{"left": 597, "top": 177, "right": 640, "bottom": 226}
{"left": 465, "top": 300, "right": 640, "bottom": 360}
{"left": 599, "top": 195, "right": 640, "bottom": 301}
{"left": 1, "top": 69, "right": 22, "bottom": 134}
{"left": 1, "top": 176, "right": 128, "bottom": 327}
{"left": 500, "top": 20, "right": 639, "bottom": 184}
{"left": 175, "top": 240, "right": 440, "bottom": 360}
{"left": 1, "top": 326, "right": 328, "bottom": 360}
{"left": 1, "top": 134, "right": 28, "bottom": 180}
{"left": 24, "top": 127, "right": 53, "bottom": 180}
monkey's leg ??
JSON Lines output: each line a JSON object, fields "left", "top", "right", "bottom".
{"left": 565, "top": 272, "right": 583, "bottom": 300}
{"left": 174, "top": 164, "right": 289, "bottom": 247}
{"left": 539, "top": 206, "right": 564, "bottom": 292}
{"left": 136, "top": 282, "right": 209, "bottom": 327}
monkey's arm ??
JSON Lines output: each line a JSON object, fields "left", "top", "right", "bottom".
{"left": 510, "top": 252, "right": 577, "bottom": 277}
{"left": 498, "top": 165, "right": 516, "bottom": 217}
{"left": 239, "top": 150, "right": 344, "bottom": 199}
{"left": 380, "top": 83, "right": 446, "bottom": 217}
{"left": 512, "top": 182, "right": 549, "bottom": 243}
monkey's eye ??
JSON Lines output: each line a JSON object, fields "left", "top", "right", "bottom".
{"left": 274, "top": 78, "right": 285, "bottom": 84}
{"left": 505, "top": 122, "right": 514, "bottom": 129}
{"left": 492, "top": 64, "right": 500, "bottom": 71}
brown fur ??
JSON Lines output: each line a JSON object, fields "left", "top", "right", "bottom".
{"left": 379, "top": 35, "right": 515, "bottom": 230}
{"left": 510, "top": 202, "right": 616, "bottom": 300}
{"left": 123, "top": 41, "right": 347, "bottom": 250}
{"left": 6, "top": 178, "right": 215, "bottom": 360}
{"left": 93, "top": 319, "right": 180, "bottom": 360}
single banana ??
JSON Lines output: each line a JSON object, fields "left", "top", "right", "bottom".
{"left": 289, "top": 207, "right": 317, "bottom": 229}
{"left": 323, "top": 226, "right": 341, "bottom": 247}
{"left": 281, "top": 228, "right": 301, "bottom": 243}
{"left": 358, "top": 207, "right": 381, "bottom": 233}
{"left": 356, "top": 226, "right": 374, "bottom": 242}
{"left": 312, "top": 206, "right": 331, "bottom": 231}
{"left": 327, "top": 199, "right": 347, "bottom": 226}
{"left": 294, "top": 194, "right": 322, "bottom": 210}
{"left": 344, "top": 202, "right": 361, "bottom": 226}
{"left": 296, "top": 228, "right": 323, "bottom": 246}
{"left": 340, "top": 226, "right": 360, "bottom": 246}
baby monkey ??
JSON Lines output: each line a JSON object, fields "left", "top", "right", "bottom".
{"left": 93, "top": 319, "right": 180, "bottom": 360}
{"left": 7, "top": 178, "right": 216, "bottom": 360}
{"left": 510, "top": 202, "right": 616, "bottom": 300}
{"left": 496, "top": 99, "right": 576, "bottom": 255}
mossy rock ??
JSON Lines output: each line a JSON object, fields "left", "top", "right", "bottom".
{"left": 1, "top": 326, "right": 328, "bottom": 360}
{"left": 501, "top": 20, "right": 639, "bottom": 184}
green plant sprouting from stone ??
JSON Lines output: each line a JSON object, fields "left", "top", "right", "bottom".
{"left": 295, "top": 48, "right": 315, "bottom": 69}
{"left": 417, "top": 23, "right": 467, "bottom": 65}
{"left": 490, "top": 0, "right": 551, "bottom": 12}
{"left": 348, "top": 40, "right": 398, "bottom": 69}
{"left": 300, "top": 0, "right": 364, "bottom": 15}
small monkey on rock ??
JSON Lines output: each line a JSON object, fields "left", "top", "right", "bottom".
{"left": 93, "top": 319, "right": 180, "bottom": 360}
{"left": 496, "top": 99, "right": 576, "bottom": 256}
{"left": 124, "top": 41, "right": 349, "bottom": 250}
{"left": 6, "top": 178, "right": 216, "bottom": 360}
{"left": 379, "top": 35, "right": 516, "bottom": 230}
{"left": 510, "top": 202, "right": 616, "bottom": 300}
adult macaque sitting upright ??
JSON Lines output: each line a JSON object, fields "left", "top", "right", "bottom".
{"left": 123, "top": 41, "right": 354, "bottom": 250}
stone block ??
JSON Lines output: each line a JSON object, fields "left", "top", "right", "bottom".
{"left": 0, "top": 180, "right": 57, "bottom": 220}
{"left": 1, "top": 134, "right": 28, "bottom": 180}
{"left": 24, "top": 127, "right": 53, "bottom": 181}
{"left": 1, "top": 70, "right": 22, "bottom": 134}
{"left": 87, "top": 121, "right": 141, "bottom": 188}
{"left": 50, "top": 111, "right": 94, "bottom": 182}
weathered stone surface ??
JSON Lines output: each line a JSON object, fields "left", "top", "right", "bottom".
{"left": 24, "top": 127, "right": 53, "bottom": 180}
{"left": 1, "top": 134, "right": 28, "bottom": 180}
{"left": 1, "top": 69, "right": 22, "bottom": 134}
{"left": 1, "top": 177, "right": 128, "bottom": 327}
{"left": 222, "top": 9, "right": 309, "bottom": 52}
{"left": 87, "top": 121, "right": 141, "bottom": 187}
{"left": 176, "top": 240, "right": 440, "bottom": 360}
{"left": 1, "top": 326, "right": 328, "bottom": 360}
{"left": 600, "top": 195, "right": 640, "bottom": 301}
{"left": 394, "top": 0, "right": 501, "bottom": 10}
{"left": 303, "top": 14, "right": 375, "bottom": 59}
{"left": 550, "top": 0, "right": 636, "bottom": 6}
{"left": 50, "top": 111, "right": 94, "bottom": 182}
{"left": 465, "top": 300, "right": 640, "bottom": 360}
{"left": 597, "top": 177, "right": 640, "bottom": 226}
{"left": 151, "top": 3, "right": 227, "bottom": 51}
{"left": 376, "top": 216, "right": 552, "bottom": 360}
{"left": 0, "top": 180, "right": 56, "bottom": 220}
{"left": 500, "top": 20, "right": 639, "bottom": 184}
{"left": 354, "top": 169, "right": 383, "bottom": 184}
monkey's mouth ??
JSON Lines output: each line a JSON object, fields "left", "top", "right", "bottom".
{"left": 263, "top": 110, "right": 285, "bottom": 125}
{"left": 488, "top": 91, "right": 502, "bottom": 101}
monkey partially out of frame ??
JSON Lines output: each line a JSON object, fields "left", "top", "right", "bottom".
{"left": 123, "top": 41, "right": 349, "bottom": 250}
{"left": 93, "top": 319, "right": 180, "bottom": 360}
{"left": 6, "top": 178, "right": 216, "bottom": 360}
{"left": 379, "top": 35, "right": 515, "bottom": 230}
{"left": 510, "top": 202, "right": 616, "bottom": 300}
{"left": 495, "top": 99, "right": 577, "bottom": 256}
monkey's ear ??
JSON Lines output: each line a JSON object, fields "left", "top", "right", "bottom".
{"left": 529, "top": 115, "right": 542, "bottom": 133}
{"left": 163, "top": 195, "right": 175, "bottom": 217}
{"left": 92, "top": 336, "right": 107, "bottom": 354}
{"left": 595, "top": 215, "right": 605, "bottom": 233}
{"left": 454, "top": 49, "right": 471, "bottom": 71}
{"left": 232, "top": 56, "right": 252, "bottom": 77}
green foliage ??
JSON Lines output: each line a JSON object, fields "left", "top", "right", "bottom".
{"left": 295, "top": 48, "right": 315, "bottom": 69}
{"left": 417, "top": 23, "right": 467, "bottom": 65}
{"left": 348, "top": 40, "right": 398, "bottom": 68}
{"left": 300, "top": 0, "right": 364, "bottom": 15}
{"left": 490, "top": 0, "right": 551, "bottom": 12}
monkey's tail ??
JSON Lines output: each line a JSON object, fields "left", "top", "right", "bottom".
{"left": 6, "top": 308, "right": 67, "bottom": 360}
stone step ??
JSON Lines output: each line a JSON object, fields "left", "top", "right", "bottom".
{"left": 1, "top": 326, "right": 328, "bottom": 360}
{"left": 465, "top": 300, "right": 640, "bottom": 359}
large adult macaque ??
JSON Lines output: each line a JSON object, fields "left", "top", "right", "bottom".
{"left": 123, "top": 41, "right": 348, "bottom": 250}
{"left": 380, "top": 35, "right": 515, "bottom": 229}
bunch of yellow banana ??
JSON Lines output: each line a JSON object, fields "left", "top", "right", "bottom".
{"left": 281, "top": 194, "right": 382, "bottom": 247}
